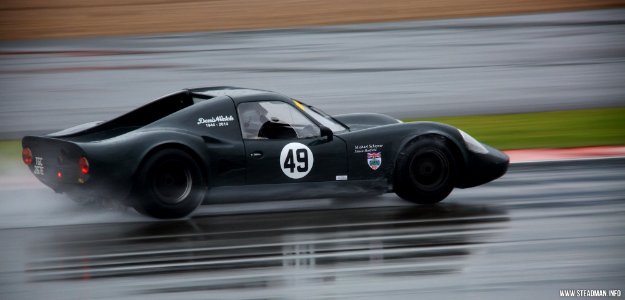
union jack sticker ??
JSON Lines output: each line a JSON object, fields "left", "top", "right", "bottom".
{"left": 367, "top": 152, "right": 382, "bottom": 170}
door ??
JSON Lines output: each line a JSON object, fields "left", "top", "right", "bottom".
{"left": 238, "top": 101, "right": 347, "bottom": 184}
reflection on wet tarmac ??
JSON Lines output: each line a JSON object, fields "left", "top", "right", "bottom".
{"left": 28, "top": 204, "right": 507, "bottom": 290}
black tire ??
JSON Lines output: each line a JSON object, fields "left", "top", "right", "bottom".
{"left": 132, "top": 149, "right": 206, "bottom": 219}
{"left": 394, "top": 136, "right": 457, "bottom": 204}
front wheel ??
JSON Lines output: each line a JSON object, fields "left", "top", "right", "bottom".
{"left": 394, "top": 137, "right": 457, "bottom": 204}
{"left": 132, "top": 149, "right": 206, "bottom": 219}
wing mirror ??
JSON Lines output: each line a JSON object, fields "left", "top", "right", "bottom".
{"left": 320, "top": 125, "right": 333, "bottom": 141}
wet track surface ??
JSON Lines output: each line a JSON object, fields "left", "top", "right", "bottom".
{"left": 1, "top": 158, "right": 623, "bottom": 299}
{"left": 1, "top": 9, "right": 625, "bottom": 138}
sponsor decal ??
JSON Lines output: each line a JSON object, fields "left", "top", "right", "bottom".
{"left": 354, "top": 143, "right": 383, "bottom": 153}
{"left": 280, "top": 143, "right": 314, "bottom": 179}
{"left": 367, "top": 152, "right": 382, "bottom": 170}
{"left": 197, "top": 115, "right": 234, "bottom": 128}
{"left": 34, "top": 157, "right": 44, "bottom": 175}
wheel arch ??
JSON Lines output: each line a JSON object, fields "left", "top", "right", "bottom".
{"left": 134, "top": 142, "right": 209, "bottom": 187}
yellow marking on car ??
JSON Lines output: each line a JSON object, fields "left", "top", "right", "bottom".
{"left": 293, "top": 100, "right": 306, "bottom": 111}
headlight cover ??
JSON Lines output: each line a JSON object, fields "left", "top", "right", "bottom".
{"left": 458, "top": 129, "right": 489, "bottom": 154}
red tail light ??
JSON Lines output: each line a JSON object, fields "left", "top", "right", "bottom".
{"left": 79, "top": 157, "right": 89, "bottom": 175}
{"left": 57, "top": 171, "right": 63, "bottom": 179}
{"left": 22, "top": 148, "right": 33, "bottom": 165}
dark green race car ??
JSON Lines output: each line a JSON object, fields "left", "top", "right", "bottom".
{"left": 22, "top": 87, "right": 508, "bottom": 219}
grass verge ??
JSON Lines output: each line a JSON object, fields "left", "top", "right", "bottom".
{"left": 405, "top": 107, "right": 625, "bottom": 150}
{"left": 0, "top": 140, "right": 23, "bottom": 175}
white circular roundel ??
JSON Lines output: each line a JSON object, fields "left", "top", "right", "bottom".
{"left": 279, "top": 143, "right": 314, "bottom": 179}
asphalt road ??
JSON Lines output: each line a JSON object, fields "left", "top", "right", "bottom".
{"left": 1, "top": 158, "right": 623, "bottom": 299}
{"left": 1, "top": 8, "right": 625, "bottom": 138}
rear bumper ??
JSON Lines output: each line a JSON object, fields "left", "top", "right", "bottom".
{"left": 457, "top": 145, "right": 509, "bottom": 188}
{"left": 23, "top": 135, "right": 136, "bottom": 202}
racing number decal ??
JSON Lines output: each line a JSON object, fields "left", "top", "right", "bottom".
{"left": 284, "top": 149, "right": 308, "bottom": 172}
{"left": 280, "top": 143, "right": 314, "bottom": 179}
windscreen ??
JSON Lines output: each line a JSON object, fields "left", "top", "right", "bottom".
{"left": 292, "top": 100, "right": 347, "bottom": 133}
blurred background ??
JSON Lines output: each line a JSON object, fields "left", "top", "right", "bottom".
{"left": 0, "top": 0, "right": 624, "bottom": 143}
{"left": 1, "top": 1, "right": 625, "bottom": 299}
{"left": 1, "top": 0, "right": 623, "bottom": 40}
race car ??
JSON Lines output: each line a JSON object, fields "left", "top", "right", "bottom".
{"left": 22, "top": 87, "right": 508, "bottom": 219}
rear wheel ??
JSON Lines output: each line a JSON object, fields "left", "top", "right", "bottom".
{"left": 132, "top": 149, "right": 206, "bottom": 219}
{"left": 394, "top": 137, "right": 457, "bottom": 204}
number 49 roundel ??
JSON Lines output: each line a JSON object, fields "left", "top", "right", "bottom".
{"left": 279, "top": 143, "right": 314, "bottom": 179}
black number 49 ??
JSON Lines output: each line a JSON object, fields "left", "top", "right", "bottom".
{"left": 284, "top": 149, "right": 308, "bottom": 173}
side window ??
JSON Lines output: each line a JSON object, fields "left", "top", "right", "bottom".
{"left": 238, "top": 101, "right": 320, "bottom": 139}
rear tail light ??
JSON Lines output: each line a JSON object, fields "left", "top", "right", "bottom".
{"left": 22, "top": 147, "right": 33, "bottom": 165}
{"left": 79, "top": 157, "right": 89, "bottom": 175}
